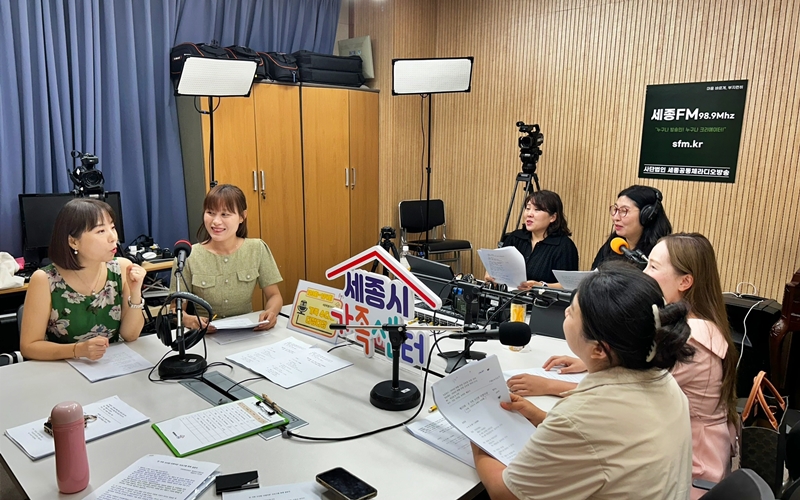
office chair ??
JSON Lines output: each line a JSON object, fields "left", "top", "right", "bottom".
{"left": 398, "top": 199, "right": 472, "bottom": 274}
{"left": 0, "top": 305, "right": 24, "bottom": 366}
{"left": 698, "top": 468, "right": 774, "bottom": 500}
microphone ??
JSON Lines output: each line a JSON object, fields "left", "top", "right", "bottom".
{"left": 449, "top": 322, "right": 532, "bottom": 346}
{"left": 173, "top": 240, "right": 192, "bottom": 273}
{"left": 610, "top": 237, "right": 649, "bottom": 264}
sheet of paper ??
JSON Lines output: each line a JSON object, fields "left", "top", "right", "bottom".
{"left": 477, "top": 247, "right": 527, "bottom": 288}
{"left": 210, "top": 329, "right": 270, "bottom": 345}
{"left": 5, "top": 396, "right": 149, "bottom": 460}
{"left": 83, "top": 454, "right": 219, "bottom": 500}
{"left": 503, "top": 367, "right": 587, "bottom": 384}
{"left": 66, "top": 343, "right": 154, "bottom": 382}
{"left": 223, "top": 482, "right": 327, "bottom": 500}
{"left": 552, "top": 269, "right": 597, "bottom": 291}
{"left": 226, "top": 337, "right": 352, "bottom": 389}
{"left": 405, "top": 413, "right": 475, "bottom": 468}
{"left": 431, "top": 355, "right": 534, "bottom": 466}
{"left": 211, "top": 312, "right": 270, "bottom": 330}
{"left": 153, "top": 396, "right": 286, "bottom": 457}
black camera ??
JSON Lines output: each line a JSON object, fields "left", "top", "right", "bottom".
{"left": 516, "top": 122, "right": 544, "bottom": 174}
{"left": 380, "top": 226, "right": 396, "bottom": 241}
{"left": 69, "top": 150, "right": 105, "bottom": 196}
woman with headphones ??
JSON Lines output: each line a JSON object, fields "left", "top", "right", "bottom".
{"left": 476, "top": 263, "right": 693, "bottom": 499}
{"left": 170, "top": 184, "right": 283, "bottom": 332}
{"left": 591, "top": 185, "right": 672, "bottom": 269}
{"left": 486, "top": 190, "right": 579, "bottom": 289}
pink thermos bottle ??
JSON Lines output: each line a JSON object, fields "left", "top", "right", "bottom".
{"left": 51, "top": 401, "right": 90, "bottom": 493}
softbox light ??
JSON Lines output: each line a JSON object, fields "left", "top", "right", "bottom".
{"left": 392, "top": 57, "right": 474, "bottom": 95}
{"left": 175, "top": 58, "right": 257, "bottom": 97}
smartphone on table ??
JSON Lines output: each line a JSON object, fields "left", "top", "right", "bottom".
{"left": 316, "top": 467, "right": 377, "bottom": 500}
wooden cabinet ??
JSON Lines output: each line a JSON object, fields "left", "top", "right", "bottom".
{"left": 186, "top": 83, "right": 379, "bottom": 302}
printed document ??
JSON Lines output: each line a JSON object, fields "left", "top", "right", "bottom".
{"left": 431, "top": 355, "right": 534, "bottom": 466}
{"left": 211, "top": 312, "right": 270, "bottom": 330}
{"left": 503, "top": 366, "right": 587, "bottom": 384}
{"left": 153, "top": 396, "right": 287, "bottom": 457}
{"left": 477, "top": 247, "right": 527, "bottom": 288}
{"left": 406, "top": 413, "right": 475, "bottom": 467}
{"left": 226, "top": 337, "right": 352, "bottom": 389}
{"left": 83, "top": 454, "right": 219, "bottom": 500}
{"left": 5, "top": 395, "right": 149, "bottom": 460}
{"left": 552, "top": 269, "right": 597, "bottom": 291}
{"left": 223, "top": 482, "right": 327, "bottom": 500}
{"left": 66, "top": 342, "right": 154, "bottom": 382}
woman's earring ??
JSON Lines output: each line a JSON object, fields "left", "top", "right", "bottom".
{"left": 73, "top": 248, "right": 78, "bottom": 255}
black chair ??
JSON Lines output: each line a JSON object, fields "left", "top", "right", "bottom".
{"left": 398, "top": 199, "right": 472, "bottom": 274}
{"left": 698, "top": 468, "right": 774, "bottom": 500}
{"left": 0, "top": 305, "right": 24, "bottom": 367}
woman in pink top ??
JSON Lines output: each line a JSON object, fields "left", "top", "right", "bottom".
{"left": 644, "top": 233, "right": 738, "bottom": 498}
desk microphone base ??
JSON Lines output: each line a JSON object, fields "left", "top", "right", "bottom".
{"left": 158, "top": 354, "right": 207, "bottom": 379}
{"left": 438, "top": 349, "right": 486, "bottom": 373}
{"left": 370, "top": 380, "right": 420, "bottom": 411}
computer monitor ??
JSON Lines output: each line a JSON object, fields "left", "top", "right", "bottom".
{"left": 19, "top": 192, "right": 126, "bottom": 265}
{"left": 528, "top": 298, "right": 568, "bottom": 339}
{"left": 337, "top": 35, "right": 374, "bottom": 79}
{"left": 407, "top": 254, "right": 454, "bottom": 303}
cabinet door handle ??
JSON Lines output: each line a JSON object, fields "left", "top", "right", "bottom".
{"left": 253, "top": 171, "right": 258, "bottom": 191}
{"left": 345, "top": 168, "right": 349, "bottom": 187}
{"left": 351, "top": 168, "right": 356, "bottom": 190}
{"left": 261, "top": 171, "right": 265, "bottom": 191}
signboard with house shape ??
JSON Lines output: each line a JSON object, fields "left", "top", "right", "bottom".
{"left": 326, "top": 245, "right": 443, "bottom": 369}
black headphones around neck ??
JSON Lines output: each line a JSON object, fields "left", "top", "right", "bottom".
{"left": 154, "top": 291, "right": 213, "bottom": 351}
{"left": 639, "top": 188, "right": 663, "bottom": 226}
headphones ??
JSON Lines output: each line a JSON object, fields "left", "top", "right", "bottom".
{"left": 154, "top": 291, "right": 213, "bottom": 351}
{"left": 639, "top": 187, "right": 663, "bottom": 226}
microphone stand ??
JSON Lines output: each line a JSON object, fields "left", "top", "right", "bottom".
{"left": 158, "top": 268, "right": 207, "bottom": 379}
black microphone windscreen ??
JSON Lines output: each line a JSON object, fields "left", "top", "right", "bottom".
{"left": 173, "top": 240, "right": 192, "bottom": 257}
{"left": 499, "top": 322, "right": 532, "bottom": 346}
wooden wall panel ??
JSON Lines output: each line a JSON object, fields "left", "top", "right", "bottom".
{"left": 354, "top": 0, "right": 800, "bottom": 299}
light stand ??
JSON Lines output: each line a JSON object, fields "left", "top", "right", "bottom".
{"left": 158, "top": 271, "right": 208, "bottom": 379}
{"left": 174, "top": 57, "right": 257, "bottom": 188}
{"left": 392, "top": 57, "right": 474, "bottom": 258}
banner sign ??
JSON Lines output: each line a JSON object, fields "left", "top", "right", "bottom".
{"left": 639, "top": 80, "right": 748, "bottom": 183}
{"left": 288, "top": 280, "right": 344, "bottom": 344}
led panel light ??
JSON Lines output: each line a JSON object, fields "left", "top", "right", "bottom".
{"left": 392, "top": 57, "right": 474, "bottom": 95}
{"left": 176, "top": 58, "right": 257, "bottom": 97}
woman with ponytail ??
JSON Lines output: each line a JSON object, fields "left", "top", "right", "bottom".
{"left": 474, "top": 263, "right": 693, "bottom": 499}
{"left": 644, "top": 233, "right": 738, "bottom": 498}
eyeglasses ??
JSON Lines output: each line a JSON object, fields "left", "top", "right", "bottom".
{"left": 609, "top": 205, "right": 637, "bottom": 218}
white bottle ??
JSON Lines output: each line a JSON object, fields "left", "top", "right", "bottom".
{"left": 399, "top": 245, "right": 411, "bottom": 271}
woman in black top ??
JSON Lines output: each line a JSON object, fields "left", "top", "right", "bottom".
{"left": 591, "top": 185, "right": 672, "bottom": 270}
{"left": 487, "top": 190, "right": 579, "bottom": 289}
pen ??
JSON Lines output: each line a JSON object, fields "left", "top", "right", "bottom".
{"left": 429, "top": 405, "right": 438, "bottom": 413}
{"left": 261, "top": 393, "right": 283, "bottom": 415}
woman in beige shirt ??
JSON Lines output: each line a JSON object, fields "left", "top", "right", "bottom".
{"left": 474, "top": 263, "right": 694, "bottom": 500}
{"left": 171, "top": 184, "right": 283, "bottom": 332}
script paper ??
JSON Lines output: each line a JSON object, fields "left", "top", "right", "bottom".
{"left": 153, "top": 396, "right": 286, "bottom": 457}
{"left": 405, "top": 413, "right": 475, "bottom": 467}
{"left": 503, "top": 367, "right": 587, "bottom": 384}
{"left": 5, "top": 396, "right": 148, "bottom": 460}
{"left": 83, "top": 454, "right": 219, "bottom": 500}
{"left": 226, "top": 337, "right": 352, "bottom": 388}
{"left": 211, "top": 312, "right": 270, "bottom": 330}
{"left": 66, "top": 343, "right": 154, "bottom": 382}
{"left": 477, "top": 247, "right": 527, "bottom": 288}
{"left": 431, "top": 355, "right": 534, "bottom": 466}
{"left": 223, "top": 482, "right": 327, "bottom": 500}
{"left": 552, "top": 269, "right": 597, "bottom": 291}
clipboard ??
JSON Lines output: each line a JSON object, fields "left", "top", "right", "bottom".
{"left": 152, "top": 396, "right": 289, "bottom": 457}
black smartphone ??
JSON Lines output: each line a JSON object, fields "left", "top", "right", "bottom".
{"left": 315, "top": 467, "right": 377, "bottom": 500}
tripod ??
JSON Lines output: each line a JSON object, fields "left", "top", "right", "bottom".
{"left": 498, "top": 172, "right": 540, "bottom": 247}
{"left": 371, "top": 226, "right": 400, "bottom": 277}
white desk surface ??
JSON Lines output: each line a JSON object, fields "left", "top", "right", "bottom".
{"left": 0, "top": 311, "right": 571, "bottom": 500}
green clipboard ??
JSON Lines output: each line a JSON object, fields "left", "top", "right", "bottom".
{"left": 152, "top": 396, "right": 289, "bottom": 457}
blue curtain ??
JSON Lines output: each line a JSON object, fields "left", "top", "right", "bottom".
{"left": 0, "top": 0, "right": 340, "bottom": 258}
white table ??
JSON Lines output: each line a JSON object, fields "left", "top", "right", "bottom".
{"left": 0, "top": 314, "right": 570, "bottom": 500}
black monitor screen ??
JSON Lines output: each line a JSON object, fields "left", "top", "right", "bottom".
{"left": 19, "top": 192, "right": 126, "bottom": 250}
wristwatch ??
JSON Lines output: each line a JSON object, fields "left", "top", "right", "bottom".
{"left": 540, "top": 282, "right": 548, "bottom": 288}
{"left": 127, "top": 296, "right": 145, "bottom": 309}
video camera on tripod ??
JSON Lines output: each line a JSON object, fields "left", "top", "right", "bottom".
{"left": 69, "top": 150, "right": 105, "bottom": 196}
{"left": 517, "top": 122, "right": 544, "bottom": 175}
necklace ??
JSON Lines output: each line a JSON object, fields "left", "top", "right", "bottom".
{"left": 73, "top": 264, "right": 105, "bottom": 296}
